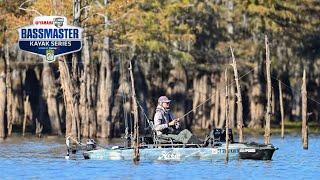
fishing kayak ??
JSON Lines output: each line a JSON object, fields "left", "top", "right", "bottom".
{"left": 82, "top": 142, "right": 277, "bottom": 161}
{"left": 66, "top": 128, "right": 278, "bottom": 161}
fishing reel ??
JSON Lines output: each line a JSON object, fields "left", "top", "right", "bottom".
{"left": 86, "top": 139, "right": 97, "bottom": 151}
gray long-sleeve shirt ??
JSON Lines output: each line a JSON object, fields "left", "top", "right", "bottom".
{"left": 153, "top": 105, "right": 180, "bottom": 135}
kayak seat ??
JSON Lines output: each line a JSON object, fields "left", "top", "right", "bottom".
{"left": 148, "top": 120, "right": 178, "bottom": 145}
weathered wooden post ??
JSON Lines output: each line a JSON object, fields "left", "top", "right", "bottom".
{"left": 301, "top": 69, "right": 308, "bottom": 149}
{"left": 214, "top": 88, "right": 219, "bottom": 127}
{"left": 230, "top": 46, "right": 244, "bottom": 143}
{"left": 225, "top": 69, "right": 229, "bottom": 162}
{"left": 264, "top": 35, "right": 271, "bottom": 145}
{"left": 279, "top": 81, "right": 285, "bottom": 138}
{"left": 129, "top": 60, "right": 140, "bottom": 162}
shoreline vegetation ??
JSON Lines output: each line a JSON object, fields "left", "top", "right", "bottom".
{"left": 7, "top": 120, "right": 320, "bottom": 141}
{"left": 193, "top": 120, "right": 320, "bottom": 138}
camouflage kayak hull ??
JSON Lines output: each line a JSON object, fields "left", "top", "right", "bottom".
{"left": 83, "top": 143, "right": 277, "bottom": 161}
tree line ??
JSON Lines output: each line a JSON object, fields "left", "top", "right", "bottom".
{"left": 0, "top": 0, "right": 319, "bottom": 139}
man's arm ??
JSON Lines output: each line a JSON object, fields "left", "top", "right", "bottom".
{"left": 169, "top": 111, "right": 180, "bottom": 129}
{"left": 154, "top": 112, "right": 168, "bottom": 131}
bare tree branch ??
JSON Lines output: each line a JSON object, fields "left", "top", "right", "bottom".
{"left": 19, "top": 0, "right": 43, "bottom": 16}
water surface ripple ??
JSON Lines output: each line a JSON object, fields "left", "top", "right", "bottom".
{"left": 0, "top": 135, "right": 319, "bottom": 179}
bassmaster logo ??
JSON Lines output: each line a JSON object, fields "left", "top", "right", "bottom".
{"left": 18, "top": 16, "right": 83, "bottom": 62}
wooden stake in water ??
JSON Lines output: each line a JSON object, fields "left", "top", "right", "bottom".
{"left": 264, "top": 35, "right": 271, "bottom": 145}
{"left": 279, "top": 81, "right": 285, "bottom": 139}
{"left": 301, "top": 69, "right": 308, "bottom": 149}
{"left": 230, "top": 46, "right": 243, "bottom": 143}
{"left": 129, "top": 60, "right": 140, "bottom": 162}
{"left": 225, "top": 69, "right": 229, "bottom": 162}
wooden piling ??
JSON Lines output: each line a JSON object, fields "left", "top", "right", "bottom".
{"left": 279, "top": 81, "right": 285, "bottom": 138}
{"left": 225, "top": 69, "right": 229, "bottom": 162}
{"left": 214, "top": 88, "right": 219, "bottom": 128}
{"left": 129, "top": 60, "right": 140, "bottom": 162}
{"left": 264, "top": 35, "right": 271, "bottom": 145}
{"left": 301, "top": 69, "right": 308, "bottom": 149}
{"left": 230, "top": 46, "right": 244, "bottom": 143}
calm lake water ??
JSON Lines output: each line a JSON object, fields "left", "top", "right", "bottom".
{"left": 0, "top": 134, "right": 319, "bottom": 180}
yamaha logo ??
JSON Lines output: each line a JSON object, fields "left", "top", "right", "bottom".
{"left": 18, "top": 16, "right": 83, "bottom": 62}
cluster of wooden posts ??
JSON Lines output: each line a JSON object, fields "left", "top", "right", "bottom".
{"left": 224, "top": 35, "right": 309, "bottom": 162}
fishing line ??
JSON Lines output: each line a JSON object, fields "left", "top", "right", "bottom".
{"left": 177, "top": 68, "right": 255, "bottom": 120}
{"left": 270, "top": 75, "right": 320, "bottom": 105}
{"left": 133, "top": 67, "right": 255, "bottom": 122}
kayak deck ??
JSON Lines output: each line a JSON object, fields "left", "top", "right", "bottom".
{"left": 82, "top": 143, "right": 277, "bottom": 161}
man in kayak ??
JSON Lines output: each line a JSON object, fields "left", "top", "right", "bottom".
{"left": 153, "top": 96, "right": 202, "bottom": 144}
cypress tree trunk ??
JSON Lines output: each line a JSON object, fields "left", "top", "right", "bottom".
{"left": 201, "top": 75, "right": 209, "bottom": 129}
{"left": 167, "top": 66, "right": 187, "bottom": 129}
{"left": 214, "top": 85, "right": 220, "bottom": 128}
{"left": 192, "top": 75, "right": 208, "bottom": 129}
{"left": 279, "top": 81, "right": 285, "bottom": 138}
{"left": 5, "top": 41, "right": 13, "bottom": 136}
{"left": 80, "top": 32, "right": 90, "bottom": 137}
{"left": 218, "top": 76, "right": 226, "bottom": 128}
{"left": 110, "top": 56, "right": 130, "bottom": 138}
{"left": 71, "top": 0, "right": 82, "bottom": 140}
{"left": 0, "top": 69, "right": 7, "bottom": 139}
{"left": 42, "top": 63, "right": 62, "bottom": 135}
{"left": 11, "top": 68, "right": 23, "bottom": 129}
{"left": 209, "top": 87, "right": 216, "bottom": 129}
{"left": 249, "top": 62, "right": 264, "bottom": 129}
{"left": 192, "top": 76, "right": 200, "bottom": 129}
{"left": 22, "top": 96, "right": 32, "bottom": 136}
{"left": 58, "top": 59, "right": 79, "bottom": 138}
{"left": 97, "top": 2, "right": 113, "bottom": 138}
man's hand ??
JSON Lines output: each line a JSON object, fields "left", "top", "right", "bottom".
{"left": 168, "top": 118, "right": 180, "bottom": 126}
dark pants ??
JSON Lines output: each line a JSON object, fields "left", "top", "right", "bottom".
{"left": 160, "top": 129, "right": 202, "bottom": 144}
